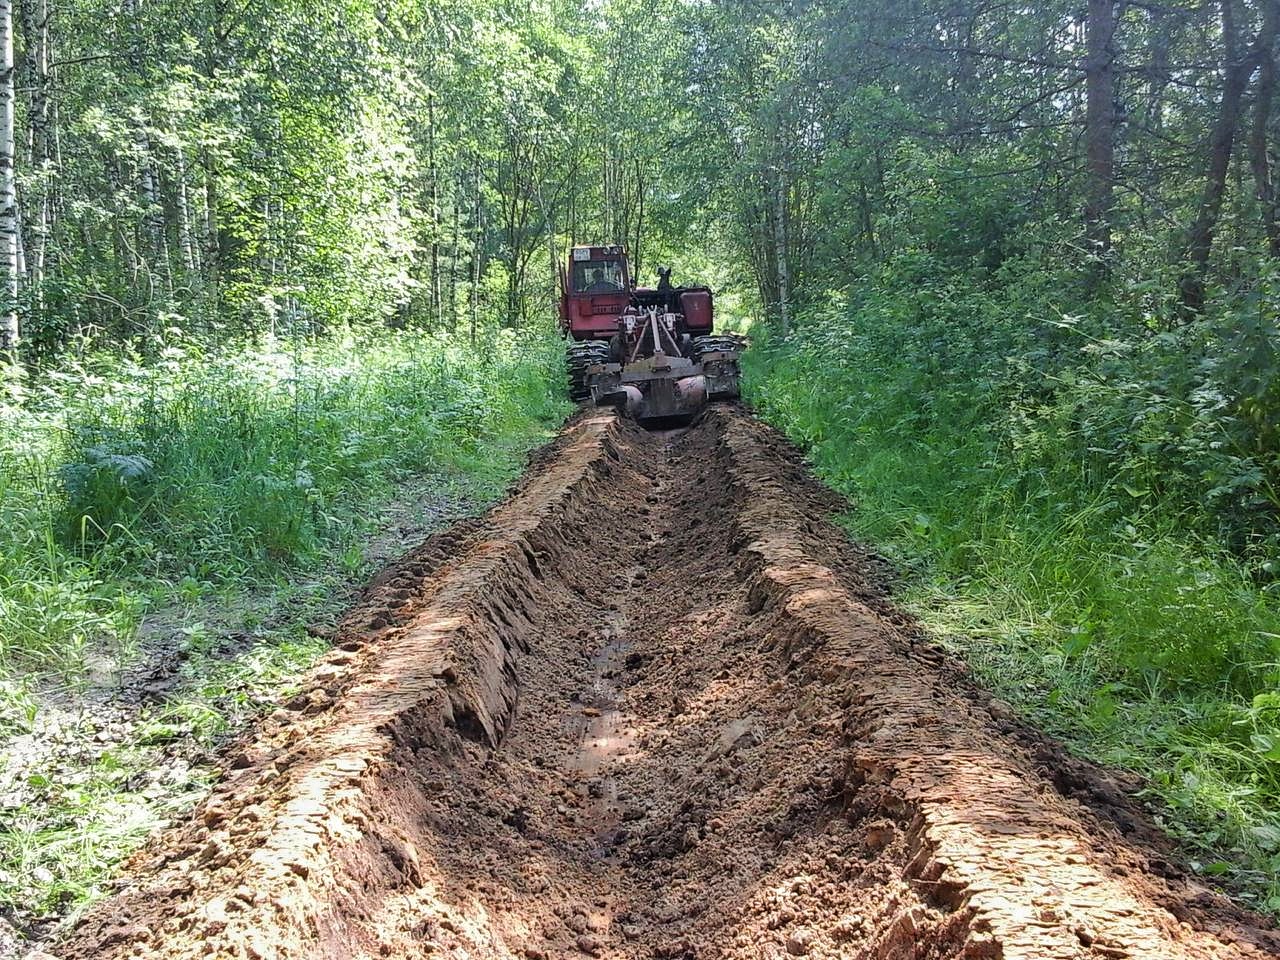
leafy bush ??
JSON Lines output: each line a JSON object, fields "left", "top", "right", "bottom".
{"left": 745, "top": 253, "right": 1280, "bottom": 914}
{"left": 0, "top": 325, "right": 570, "bottom": 686}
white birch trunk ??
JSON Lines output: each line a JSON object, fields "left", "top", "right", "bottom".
{"left": 175, "top": 145, "right": 196, "bottom": 274}
{"left": 137, "top": 131, "right": 160, "bottom": 241}
{"left": 0, "top": 0, "right": 18, "bottom": 352}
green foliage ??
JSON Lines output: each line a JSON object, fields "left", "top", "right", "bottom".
{"left": 745, "top": 250, "right": 1280, "bottom": 913}
{"left": 0, "top": 322, "right": 568, "bottom": 922}
{"left": 0, "top": 325, "right": 569, "bottom": 684}
{"left": 721, "top": 0, "right": 1280, "bottom": 907}
{"left": 4, "top": 0, "right": 1280, "bottom": 927}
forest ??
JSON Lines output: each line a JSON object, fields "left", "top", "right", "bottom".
{"left": 4, "top": 0, "right": 1280, "bottom": 944}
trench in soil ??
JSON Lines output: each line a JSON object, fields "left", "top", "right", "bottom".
{"left": 56, "top": 410, "right": 1280, "bottom": 960}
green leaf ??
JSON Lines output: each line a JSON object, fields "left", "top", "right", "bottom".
{"left": 1249, "top": 734, "right": 1280, "bottom": 762}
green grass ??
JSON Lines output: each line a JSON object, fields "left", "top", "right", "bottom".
{"left": 0, "top": 324, "right": 571, "bottom": 929}
{"left": 744, "top": 301, "right": 1280, "bottom": 917}
{"left": 0, "top": 326, "right": 569, "bottom": 687}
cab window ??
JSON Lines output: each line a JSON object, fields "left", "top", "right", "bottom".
{"left": 572, "top": 259, "right": 626, "bottom": 294}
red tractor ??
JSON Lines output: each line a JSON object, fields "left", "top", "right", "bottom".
{"left": 557, "top": 244, "right": 743, "bottom": 421}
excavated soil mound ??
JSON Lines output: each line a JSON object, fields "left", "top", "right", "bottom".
{"left": 53, "top": 409, "right": 1280, "bottom": 960}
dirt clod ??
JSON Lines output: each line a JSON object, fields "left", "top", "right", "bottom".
{"left": 784, "top": 929, "right": 812, "bottom": 955}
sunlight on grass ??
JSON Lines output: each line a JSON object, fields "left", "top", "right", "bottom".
{"left": 0, "top": 326, "right": 569, "bottom": 688}
{"left": 0, "top": 324, "right": 571, "bottom": 925}
{"left": 745, "top": 307, "right": 1280, "bottom": 917}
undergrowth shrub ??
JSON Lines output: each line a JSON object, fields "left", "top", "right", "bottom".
{"left": 0, "top": 325, "right": 569, "bottom": 689}
{"left": 745, "top": 253, "right": 1280, "bottom": 913}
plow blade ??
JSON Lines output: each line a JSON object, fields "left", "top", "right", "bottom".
{"left": 589, "top": 351, "right": 740, "bottom": 422}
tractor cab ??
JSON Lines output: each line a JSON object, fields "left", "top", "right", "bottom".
{"left": 569, "top": 249, "right": 628, "bottom": 294}
{"left": 558, "top": 245, "right": 633, "bottom": 340}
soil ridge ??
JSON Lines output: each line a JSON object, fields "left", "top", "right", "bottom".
{"left": 45, "top": 407, "right": 1280, "bottom": 960}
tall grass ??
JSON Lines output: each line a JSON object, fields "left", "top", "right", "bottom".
{"left": 0, "top": 326, "right": 570, "bottom": 691}
{"left": 745, "top": 294, "right": 1280, "bottom": 915}
{"left": 1, "top": 324, "right": 567, "bottom": 924}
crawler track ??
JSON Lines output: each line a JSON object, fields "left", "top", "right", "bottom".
{"left": 58, "top": 410, "right": 1280, "bottom": 960}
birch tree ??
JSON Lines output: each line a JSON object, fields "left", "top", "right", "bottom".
{"left": 18, "top": 0, "right": 49, "bottom": 306}
{"left": 0, "top": 0, "right": 17, "bottom": 353}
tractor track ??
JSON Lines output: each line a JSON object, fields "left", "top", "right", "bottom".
{"left": 53, "top": 408, "right": 1280, "bottom": 960}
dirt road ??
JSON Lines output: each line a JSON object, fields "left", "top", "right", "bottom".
{"left": 54, "top": 409, "right": 1280, "bottom": 959}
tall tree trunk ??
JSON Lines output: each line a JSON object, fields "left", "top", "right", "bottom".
{"left": 858, "top": 178, "right": 876, "bottom": 258}
{"left": 602, "top": 143, "right": 615, "bottom": 242}
{"left": 200, "top": 18, "right": 224, "bottom": 300}
{"left": 1180, "top": 0, "right": 1270, "bottom": 314}
{"left": 18, "top": 0, "right": 48, "bottom": 311}
{"left": 470, "top": 156, "right": 482, "bottom": 347}
{"left": 774, "top": 169, "right": 790, "bottom": 336}
{"left": 448, "top": 174, "right": 460, "bottom": 330}
{"left": 513, "top": 188, "right": 531, "bottom": 325}
{"left": 0, "top": 0, "right": 18, "bottom": 353}
{"left": 569, "top": 158, "right": 578, "bottom": 246}
{"left": 534, "top": 176, "right": 556, "bottom": 314}
{"left": 202, "top": 149, "right": 219, "bottom": 286}
{"left": 751, "top": 183, "right": 778, "bottom": 319}
{"left": 504, "top": 140, "right": 517, "bottom": 325}
{"left": 502, "top": 136, "right": 534, "bottom": 326}
{"left": 1084, "top": 0, "right": 1117, "bottom": 260}
{"left": 122, "top": 0, "right": 162, "bottom": 301}
{"left": 1251, "top": 4, "right": 1280, "bottom": 257}
{"left": 1143, "top": 6, "right": 1172, "bottom": 136}
{"left": 427, "top": 91, "right": 440, "bottom": 326}
{"left": 632, "top": 157, "right": 644, "bottom": 281}
{"left": 175, "top": 145, "right": 197, "bottom": 275}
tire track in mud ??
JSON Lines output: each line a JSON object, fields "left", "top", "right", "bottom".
{"left": 53, "top": 409, "right": 1280, "bottom": 960}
